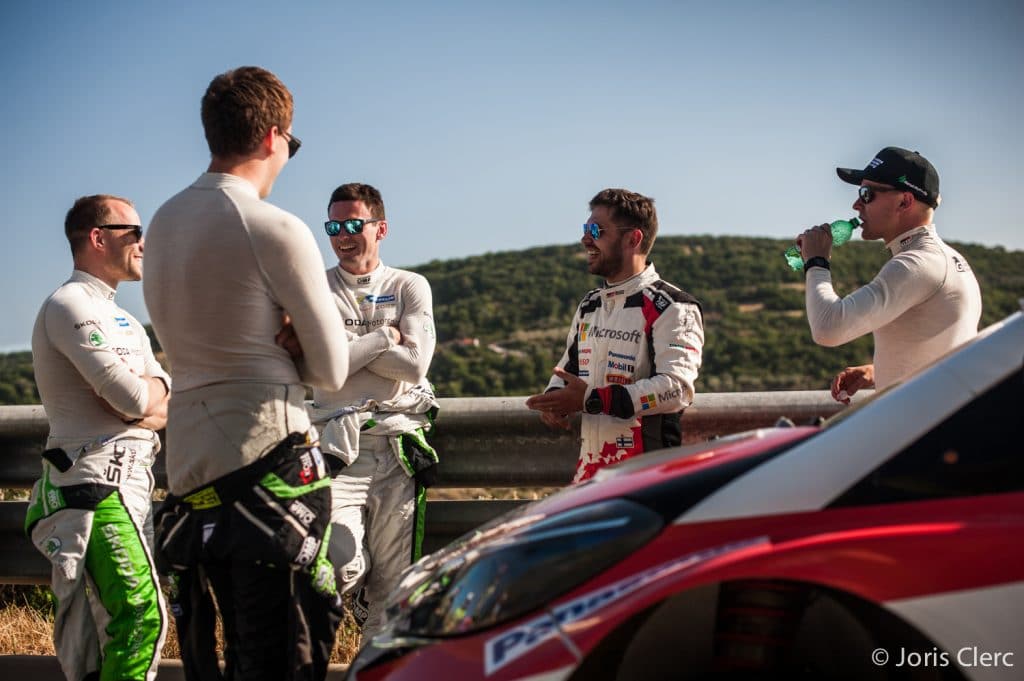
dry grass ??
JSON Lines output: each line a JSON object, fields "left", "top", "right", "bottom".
{"left": 428, "top": 486, "right": 557, "bottom": 501}
{"left": 1, "top": 587, "right": 364, "bottom": 664}
{"left": 0, "top": 599, "right": 55, "bottom": 655}
{"left": 2, "top": 488, "right": 558, "bottom": 661}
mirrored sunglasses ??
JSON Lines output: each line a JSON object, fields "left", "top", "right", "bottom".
{"left": 858, "top": 185, "right": 903, "bottom": 204}
{"left": 584, "top": 223, "right": 635, "bottom": 239}
{"left": 325, "top": 218, "right": 382, "bottom": 237}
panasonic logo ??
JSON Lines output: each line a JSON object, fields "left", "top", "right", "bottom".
{"left": 483, "top": 537, "right": 769, "bottom": 675}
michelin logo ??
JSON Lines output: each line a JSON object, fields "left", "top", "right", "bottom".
{"left": 361, "top": 293, "right": 396, "bottom": 304}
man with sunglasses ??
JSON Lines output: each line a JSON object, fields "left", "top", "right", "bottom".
{"left": 526, "top": 188, "right": 704, "bottom": 482}
{"left": 27, "top": 194, "right": 170, "bottom": 681}
{"left": 307, "top": 182, "right": 438, "bottom": 638}
{"left": 144, "top": 66, "right": 349, "bottom": 680}
{"left": 796, "top": 147, "right": 981, "bottom": 401}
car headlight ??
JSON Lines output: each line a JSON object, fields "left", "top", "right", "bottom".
{"left": 383, "top": 498, "right": 663, "bottom": 638}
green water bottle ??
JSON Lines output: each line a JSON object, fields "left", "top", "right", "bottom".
{"left": 784, "top": 217, "right": 861, "bottom": 271}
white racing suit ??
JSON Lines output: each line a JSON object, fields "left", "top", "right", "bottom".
{"left": 309, "top": 387, "right": 439, "bottom": 637}
{"left": 547, "top": 264, "right": 704, "bottom": 482}
{"left": 27, "top": 270, "right": 169, "bottom": 681}
{"left": 310, "top": 260, "right": 438, "bottom": 638}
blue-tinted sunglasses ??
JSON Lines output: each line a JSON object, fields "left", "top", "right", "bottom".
{"left": 583, "top": 223, "right": 634, "bottom": 240}
{"left": 325, "top": 218, "right": 382, "bottom": 237}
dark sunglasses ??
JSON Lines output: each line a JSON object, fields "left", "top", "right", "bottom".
{"left": 99, "top": 224, "right": 143, "bottom": 241}
{"left": 282, "top": 131, "right": 301, "bottom": 158}
{"left": 325, "top": 218, "right": 382, "bottom": 237}
{"left": 858, "top": 185, "right": 903, "bottom": 204}
{"left": 583, "top": 223, "right": 635, "bottom": 240}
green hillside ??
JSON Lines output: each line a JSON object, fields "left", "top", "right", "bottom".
{"left": 2, "top": 236, "right": 1021, "bottom": 403}
{"left": 419, "top": 235, "right": 1023, "bottom": 396}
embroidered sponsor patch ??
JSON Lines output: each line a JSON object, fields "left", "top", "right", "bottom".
{"left": 114, "top": 316, "right": 130, "bottom": 327}
{"left": 289, "top": 500, "right": 316, "bottom": 527}
{"left": 299, "top": 452, "right": 315, "bottom": 484}
{"left": 310, "top": 446, "right": 327, "bottom": 478}
{"left": 346, "top": 318, "right": 397, "bottom": 329}
{"left": 580, "top": 325, "right": 642, "bottom": 343}
{"left": 606, "top": 374, "right": 632, "bottom": 385}
{"left": 185, "top": 487, "right": 223, "bottom": 510}
{"left": 658, "top": 388, "right": 681, "bottom": 402}
{"left": 607, "top": 360, "right": 635, "bottom": 373}
{"left": 44, "top": 536, "right": 62, "bottom": 556}
{"left": 640, "top": 394, "right": 657, "bottom": 410}
{"left": 88, "top": 331, "right": 106, "bottom": 347}
{"left": 608, "top": 350, "right": 635, "bottom": 361}
{"left": 295, "top": 536, "right": 319, "bottom": 566}
{"left": 361, "top": 293, "right": 396, "bottom": 304}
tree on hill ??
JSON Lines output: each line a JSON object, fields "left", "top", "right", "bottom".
{"left": 1, "top": 236, "right": 1020, "bottom": 403}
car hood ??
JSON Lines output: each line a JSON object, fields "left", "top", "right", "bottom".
{"left": 430, "top": 427, "right": 817, "bottom": 561}
{"left": 538, "top": 426, "right": 819, "bottom": 519}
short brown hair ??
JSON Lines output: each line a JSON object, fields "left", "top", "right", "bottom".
{"left": 64, "top": 194, "right": 133, "bottom": 255}
{"left": 201, "top": 66, "right": 293, "bottom": 158}
{"left": 328, "top": 183, "right": 386, "bottom": 220}
{"left": 590, "top": 188, "right": 658, "bottom": 254}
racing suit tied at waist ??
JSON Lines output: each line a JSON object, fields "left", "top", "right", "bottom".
{"left": 307, "top": 384, "right": 439, "bottom": 484}
{"left": 153, "top": 432, "right": 339, "bottom": 601}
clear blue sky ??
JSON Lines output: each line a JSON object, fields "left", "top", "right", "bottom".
{"left": 3, "top": 0, "right": 1022, "bottom": 350}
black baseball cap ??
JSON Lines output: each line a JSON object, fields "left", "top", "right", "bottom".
{"left": 837, "top": 147, "right": 940, "bottom": 208}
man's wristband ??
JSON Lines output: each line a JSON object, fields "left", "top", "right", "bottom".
{"left": 803, "top": 256, "right": 830, "bottom": 277}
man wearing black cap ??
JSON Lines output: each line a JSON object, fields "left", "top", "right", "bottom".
{"left": 796, "top": 147, "right": 982, "bottom": 401}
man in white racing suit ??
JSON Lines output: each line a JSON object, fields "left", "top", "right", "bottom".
{"left": 144, "top": 67, "right": 349, "bottom": 681}
{"left": 307, "top": 182, "right": 437, "bottom": 638}
{"left": 527, "top": 188, "right": 703, "bottom": 483}
{"left": 796, "top": 147, "right": 982, "bottom": 399}
{"left": 27, "top": 194, "right": 170, "bottom": 681}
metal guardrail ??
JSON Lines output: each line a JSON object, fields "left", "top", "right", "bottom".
{"left": 0, "top": 392, "right": 853, "bottom": 584}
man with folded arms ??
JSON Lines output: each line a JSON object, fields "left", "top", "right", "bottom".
{"left": 28, "top": 194, "right": 169, "bottom": 681}
{"left": 308, "top": 182, "right": 438, "bottom": 639}
{"left": 144, "top": 66, "right": 349, "bottom": 681}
